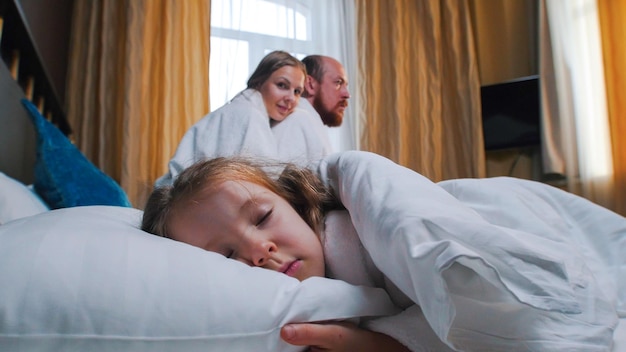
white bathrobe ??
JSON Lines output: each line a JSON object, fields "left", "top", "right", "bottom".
{"left": 156, "top": 90, "right": 333, "bottom": 187}
{"left": 271, "top": 99, "right": 333, "bottom": 166}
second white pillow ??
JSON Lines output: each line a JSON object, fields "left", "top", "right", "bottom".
{"left": 0, "top": 172, "right": 48, "bottom": 225}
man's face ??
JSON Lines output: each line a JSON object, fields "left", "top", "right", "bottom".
{"left": 312, "top": 58, "right": 350, "bottom": 127}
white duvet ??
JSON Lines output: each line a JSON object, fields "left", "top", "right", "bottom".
{"left": 318, "top": 151, "right": 625, "bottom": 351}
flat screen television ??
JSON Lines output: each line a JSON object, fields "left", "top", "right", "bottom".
{"left": 481, "top": 75, "right": 541, "bottom": 150}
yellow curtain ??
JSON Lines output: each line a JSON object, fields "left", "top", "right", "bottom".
{"left": 355, "top": 0, "right": 484, "bottom": 181}
{"left": 598, "top": 0, "right": 626, "bottom": 216}
{"left": 66, "top": 0, "right": 210, "bottom": 208}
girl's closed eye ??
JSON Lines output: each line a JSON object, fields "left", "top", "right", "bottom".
{"left": 256, "top": 209, "right": 273, "bottom": 226}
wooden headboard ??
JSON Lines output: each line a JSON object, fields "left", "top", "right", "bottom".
{"left": 0, "top": 0, "right": 72, "bottom": 184}
{"left": 0, "top": 59, "right": 36, "bottom": 183}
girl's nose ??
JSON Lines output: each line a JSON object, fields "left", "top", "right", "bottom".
{"left": 251, "top": 240, "right": 277, "bottom": 267}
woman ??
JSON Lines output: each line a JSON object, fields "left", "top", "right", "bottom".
{"left": 155, "top": 50, "right": 306, "bottom": 187}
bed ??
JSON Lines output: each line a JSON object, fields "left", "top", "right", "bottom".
{"left": 1, "top": 2, "right": 625, "bottom": 351}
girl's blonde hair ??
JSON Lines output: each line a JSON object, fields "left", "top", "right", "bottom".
{"left": 141, "top": 157, "right": 341, "bottom": 238}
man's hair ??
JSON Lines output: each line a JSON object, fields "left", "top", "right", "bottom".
{"left": 302, "top": 55, "right": 325, "bottom": 83}
{"left": 247, "top": 50, "right": 307, "bottom": 89}
{"left": 142, "top": 157, "right": 342, "bottom": 239}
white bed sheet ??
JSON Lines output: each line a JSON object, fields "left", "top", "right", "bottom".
{"left": 615, "top": 319, "right": 626, "bottom": 352}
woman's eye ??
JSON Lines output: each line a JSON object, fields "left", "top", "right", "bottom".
{"left": 277, "top": 82, "right": 287, "bottom": 89}
{"left": 256, "top": 210, "right": 272, "bottom": 226}
{"left": 294, "top": 89, "right": 302, "bottom": 96}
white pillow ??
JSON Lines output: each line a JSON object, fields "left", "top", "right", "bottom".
{"left": 0, "top": 172, "right": 48, "bottom": 225}
{"left": 0, "top": 205, "right": 397, "bottom": 352}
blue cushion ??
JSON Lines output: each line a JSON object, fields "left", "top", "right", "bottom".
{"left": 22, "top": 99, "right": 132, "bottom": 209}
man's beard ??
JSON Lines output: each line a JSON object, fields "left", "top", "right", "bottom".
{"left": 314, "top": 96, "right": 346, "bottom": 127}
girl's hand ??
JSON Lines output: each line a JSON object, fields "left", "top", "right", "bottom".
{"left": 280, "top": 321, "right": 411, "bottom": 352}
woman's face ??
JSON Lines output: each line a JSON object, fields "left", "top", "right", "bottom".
{"left": 258, "top": 65, "right": 305, "bottom": 121}
{"left": 168, "top": 180, "right": 325, "bottom": 281}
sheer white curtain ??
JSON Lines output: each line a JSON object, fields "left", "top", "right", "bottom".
{"left": 542, "top": 0, "right": 614, "bottom": 209}
{"left": 209, "top": 0, "right": 357, "bottom": 151}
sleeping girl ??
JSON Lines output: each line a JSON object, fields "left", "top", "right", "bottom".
{"left": 141, "top": 151, "right": 623, "bottom": 352}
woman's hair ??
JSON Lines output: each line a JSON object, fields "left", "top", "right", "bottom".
{"left": 246, "top": 50, "right": 307, "bottom": 89}
{"left": 141, "top": 157, "right": 341, "bottom": 239}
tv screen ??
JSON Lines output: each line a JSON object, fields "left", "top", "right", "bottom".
{"left": 481, "top": 75, "right": 541, "bottom": 150}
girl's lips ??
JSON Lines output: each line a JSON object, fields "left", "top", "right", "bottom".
{"left": 282, "top": 260, "right": 301, "bottom": 277}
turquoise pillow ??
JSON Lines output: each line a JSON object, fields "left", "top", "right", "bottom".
{"left": 22, "top": 99, "right": 132, "bottom": 209}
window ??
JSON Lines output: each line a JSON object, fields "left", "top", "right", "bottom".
{"left": 209, "top": 0, "right": 357, "bottom": 151}
{"left": 209, "top": 0, "right": 312, "bottom": 109}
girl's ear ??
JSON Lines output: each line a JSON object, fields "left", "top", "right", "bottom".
{"left": 304, "top": 75, "right": 318, "bottom": 96}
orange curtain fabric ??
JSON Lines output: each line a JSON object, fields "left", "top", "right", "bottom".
{"left": 598, "top": 0, "right": 626, "bottom": 216}
{"left": 355, "top": 0, "right": 484, "bottom": 181}
{"left": 66, "top": 0, "right": 210, "bottom": 208}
